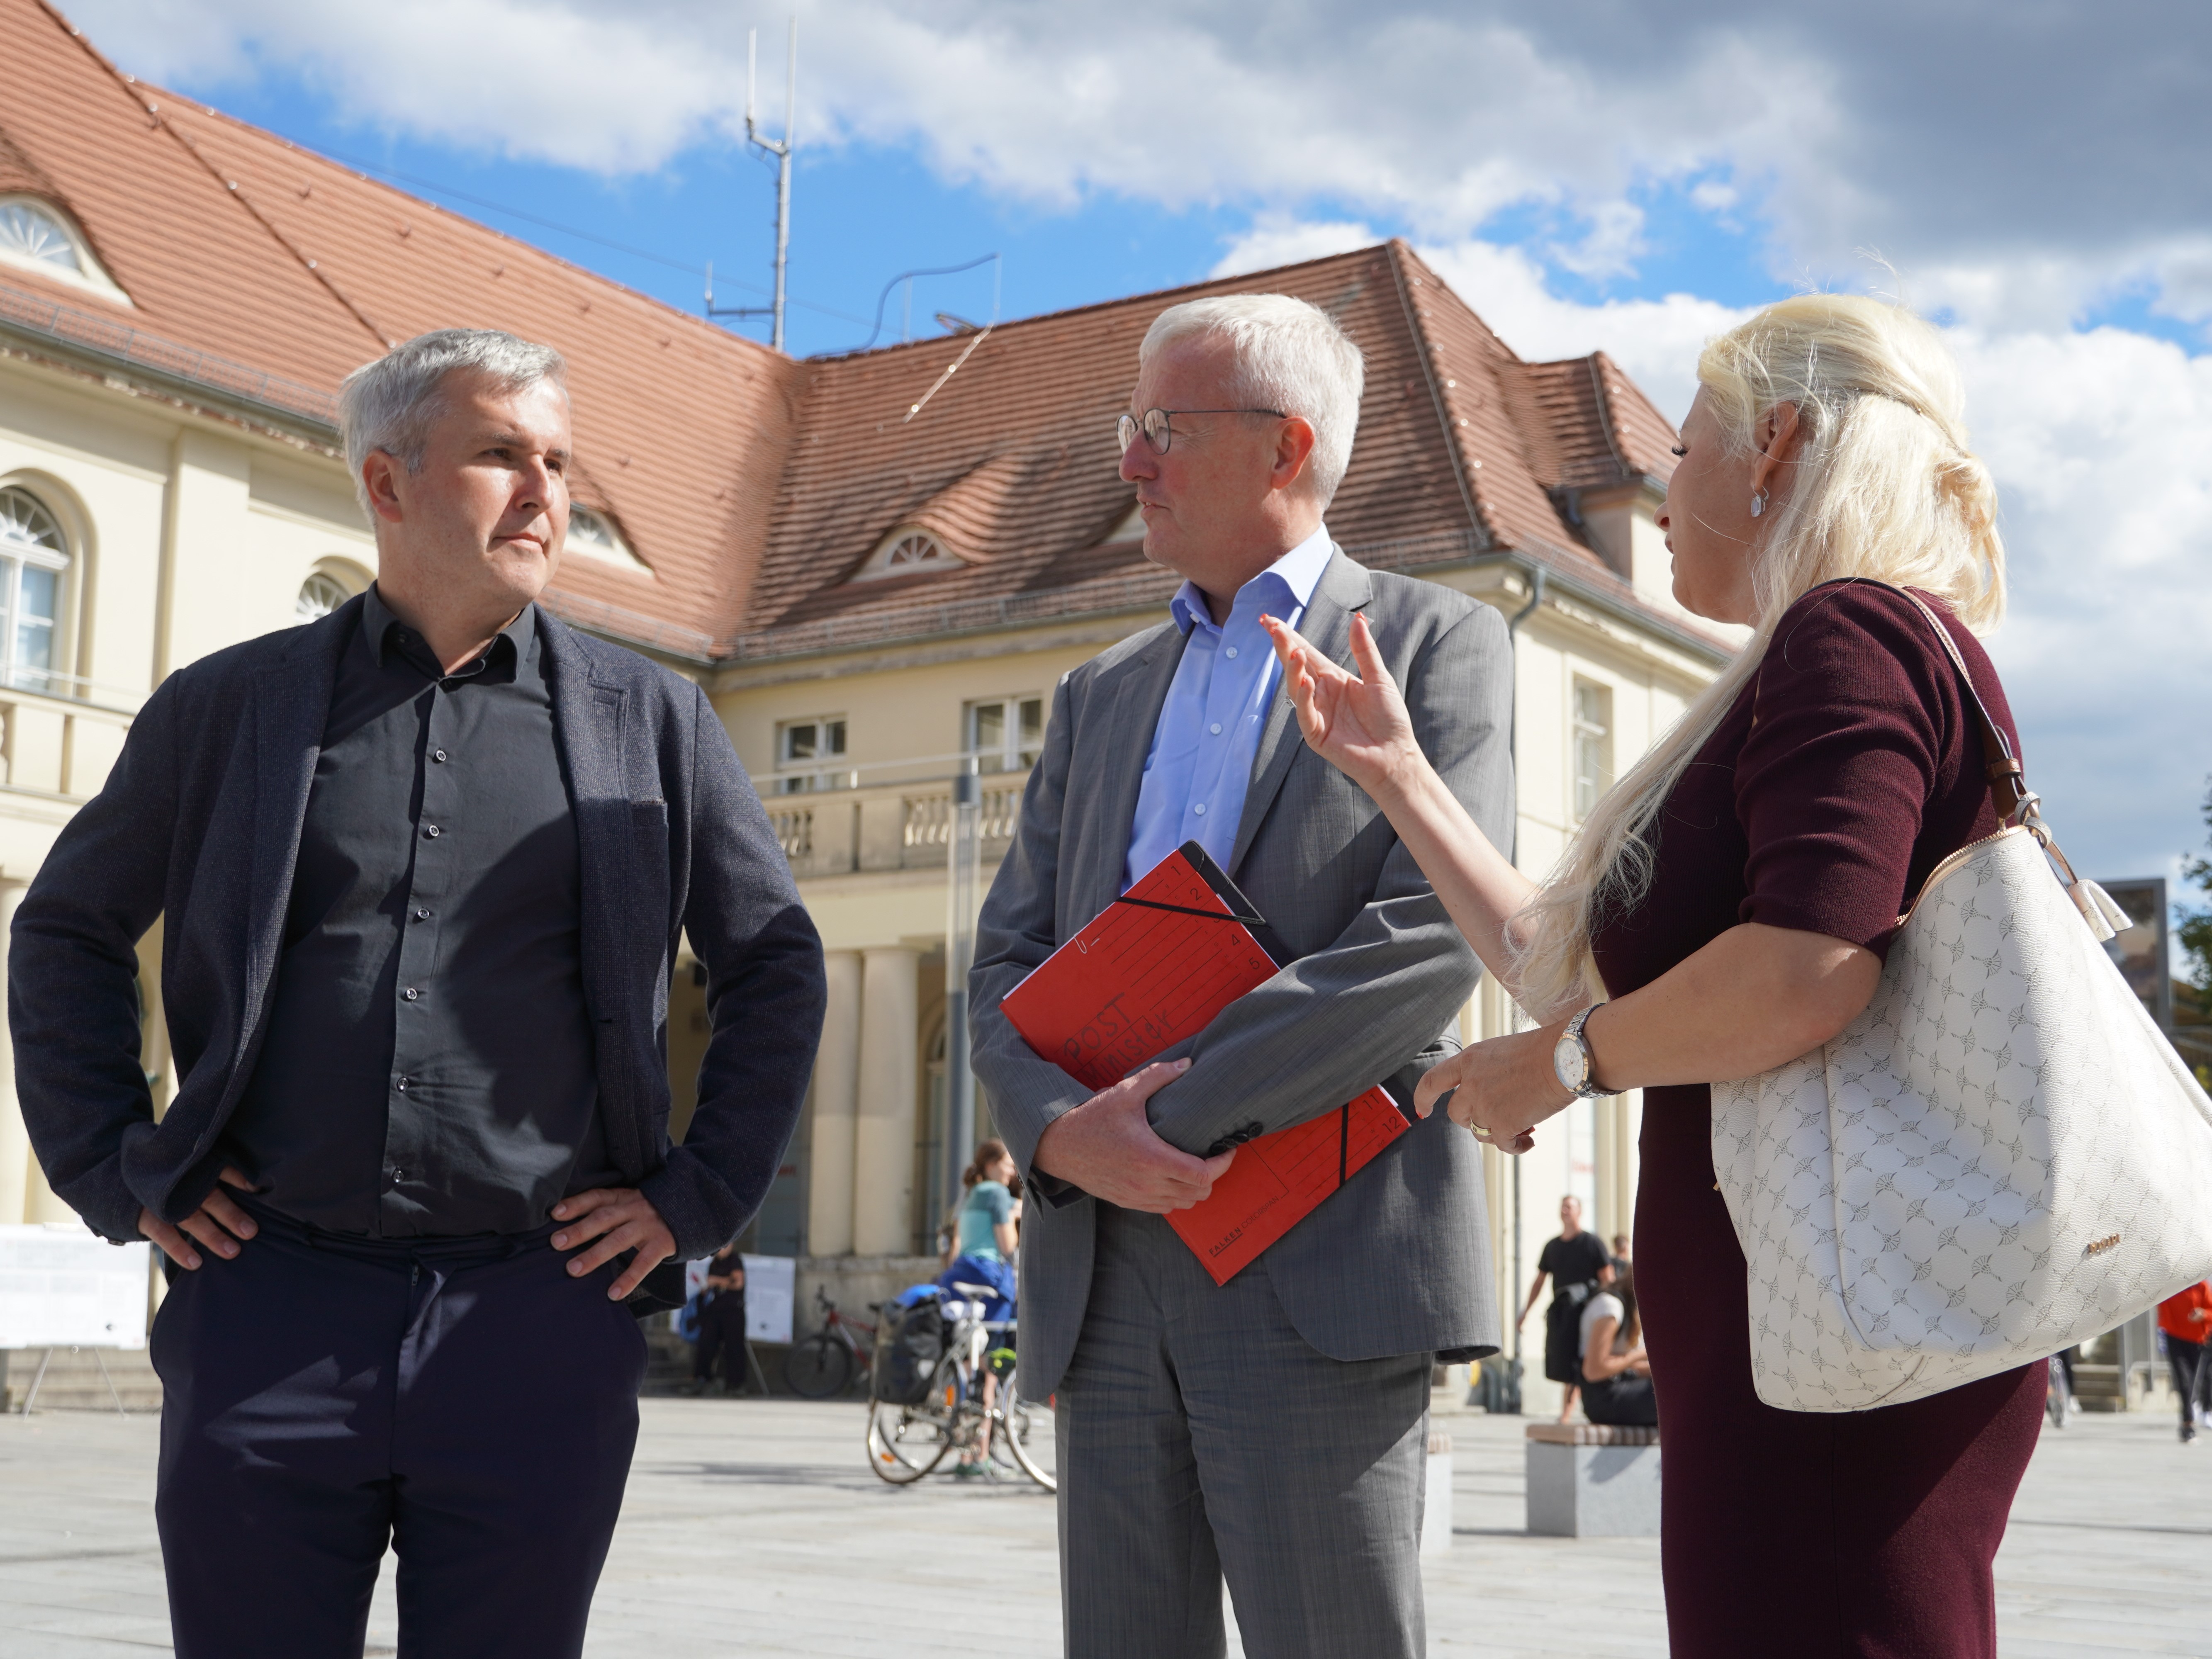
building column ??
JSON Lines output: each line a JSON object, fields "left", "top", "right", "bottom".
{"left": 0, "top": 878, "right": 29, "bottom": 1224}
{"left": 852, "top": 947, "right": 919, "bottom": 1258}
{"left": 805, "top": 951, "right": 863, "bottom": 1257}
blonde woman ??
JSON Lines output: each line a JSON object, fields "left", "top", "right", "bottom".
{"left": 1265, "top": 294, "right": 2043, "bottom": 1656}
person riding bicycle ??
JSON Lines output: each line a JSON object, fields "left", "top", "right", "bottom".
{"left": 937, "top": 1139, "right": 1021, "bottom": 1477}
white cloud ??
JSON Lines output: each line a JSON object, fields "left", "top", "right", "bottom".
{"left": 68, "top": 0, "right": 2212, "bottom": 331}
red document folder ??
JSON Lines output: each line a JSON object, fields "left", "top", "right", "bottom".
{"left": 999, "top": 842, "right": 1413, "bottom": 1285}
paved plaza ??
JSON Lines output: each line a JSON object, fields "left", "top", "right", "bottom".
{"left": 2, "top": 1392, "right": 2208, "bottom": 1656}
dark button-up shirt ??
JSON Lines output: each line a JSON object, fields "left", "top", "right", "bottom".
{"left": 226, "top": 586, "right": 614, "bottom": 1236}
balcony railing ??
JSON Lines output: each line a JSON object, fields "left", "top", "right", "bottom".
{"left": 764, "top": 756, "right": 1029, "bottom": 880}
{"left": 0, "top": 680, "right": 137, "bottom": 802}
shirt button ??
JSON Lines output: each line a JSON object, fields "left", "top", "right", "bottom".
{"left": 424, "top": 825, "right": 441, "bottom": 839}
{"left": 1210, "top": 722, "right": 1223, "bottom": 735}
{"left": 392, "top": 1168, "right": 404, "bottom": 1183}
{"left": 1225, "top": 646, "right": 1239, "bottom": 659}
{"left": 414, "top": 908, "right": 431, "bottom": 921}
{"left": 1193, "top": 803, "right": 1207, "bottom": 816}
{"left": 396, "top": 1076, "right": 411, "bottom": 1092}
{"left": 432, "top": 749, "right": 448, "bottom": 763}
{"left": 402, "top": 988, "right": 420, "bottom": 1001}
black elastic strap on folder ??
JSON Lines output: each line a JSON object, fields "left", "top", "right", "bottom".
{"left": 1111, "top": 894, "right": 1266, "bottom": 927}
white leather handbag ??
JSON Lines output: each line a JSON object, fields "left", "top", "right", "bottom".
{"left": 1712, "top": 588, "right": 2212, "bottom": 1413}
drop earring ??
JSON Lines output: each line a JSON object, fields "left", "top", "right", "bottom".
{"left": 1750, "top": 490, "right": 1767, "bottom": 518}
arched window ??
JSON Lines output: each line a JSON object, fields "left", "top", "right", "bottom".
{"left": 0, "top": 197, "right": 127, "bottom": 301}
{"left": 296, "top": 571, "right": 355, "bottom": 624}
{"left": 851, "top": 527, "right": 957, "bottom": 582}
{"left": 564, "top": 504, "right": 651, "bottom": 573}
{"left": 0, "top": 486, "right": 68, "bottom": 694}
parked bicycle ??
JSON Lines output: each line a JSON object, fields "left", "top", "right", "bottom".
{"left": 866, "top": 1282, "right": 1053, "bottom": 1491}
{"left": 783, "top": 1286, "right": 878, "bottom": 1399}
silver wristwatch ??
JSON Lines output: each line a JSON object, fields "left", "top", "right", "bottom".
{"left": 1553, "top": 1004, "right": 1611, "bottom": 1099}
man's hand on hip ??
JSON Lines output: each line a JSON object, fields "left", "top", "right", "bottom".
{"left": 1032, "top": 1060, "right": 1236, "bottom": 1214}
{"left": 552, "top": 1187, "right": 677, "bottom": 1299}
{"left": 139, "top": 1167, "right": 258, "bottom": 1270}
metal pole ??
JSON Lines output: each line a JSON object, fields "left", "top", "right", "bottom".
{"left": 943, "top": 760, "right": 982, "bottom": 1224}
{"left": 1503, "top": 565, "right": 1543, "bottom": 1385}
{"left": 771, "top": 18, "right": 796, "bottom": 352}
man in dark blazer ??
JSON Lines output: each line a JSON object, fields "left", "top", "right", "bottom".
{"left": 971, "top": 295, "right": 1511, "bottom": 1657}
{"left": 8, "top": 329, "right": 825, "bottom": 1659}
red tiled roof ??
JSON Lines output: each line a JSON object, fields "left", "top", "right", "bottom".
{"left": 8, "top": 0, "right": 1691, "bottom": 665}
{"left": 738, "top": 240, "right": 1683, "bottom": 652}
{"left": 7, "top": 0, "right": 798, "bottom": 657}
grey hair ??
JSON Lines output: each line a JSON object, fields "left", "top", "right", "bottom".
{"left": 337, "top": 328, "right": 568, "bottom": 518}
{"left": 1139, "top": 294, "right": 1365, "bottom": 506}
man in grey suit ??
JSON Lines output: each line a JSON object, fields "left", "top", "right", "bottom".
{"left": 971, "top": 294, "right": 1513, "bottom": 1657}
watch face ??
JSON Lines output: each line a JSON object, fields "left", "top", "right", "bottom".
{"left": 1554, "top": 1035, "right": 1582, "bottom": 1092}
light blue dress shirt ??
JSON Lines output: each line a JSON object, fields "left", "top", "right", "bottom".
{"left": 1124, "top": 526, "right": 1336, "bottom": 888}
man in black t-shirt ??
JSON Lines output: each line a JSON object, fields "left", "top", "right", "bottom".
{"left": 689, "top": 1244, "right": 750, "bottom": 1394}
{"left": 1515, "top": 1196, "right": 1613, "bottom": 1421}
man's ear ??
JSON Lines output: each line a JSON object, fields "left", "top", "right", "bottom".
{"left": 360, "top": 450, "right": 407, "bottom": 525}
{"left": 1270, "top": 416, "right": 1319, "bottom": 494}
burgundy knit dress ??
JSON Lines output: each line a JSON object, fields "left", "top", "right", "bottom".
{"left": 1590, "top": 582, "right": 2047, "bottom": 1658}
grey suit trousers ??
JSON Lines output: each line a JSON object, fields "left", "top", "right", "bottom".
{"left": 1056, "top": 1206, "right": 1431, "bottom": 1659}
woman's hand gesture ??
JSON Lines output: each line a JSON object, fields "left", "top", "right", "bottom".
{"left": 1260, "top": 611, "right": 1423, "bottom": 800}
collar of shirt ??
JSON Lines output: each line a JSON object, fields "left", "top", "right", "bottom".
{"left": 360, "top": 583, "right": 533, "bottom": 686}
{"left": 1166, "top": 523, "right": 1335, "bottom": 640}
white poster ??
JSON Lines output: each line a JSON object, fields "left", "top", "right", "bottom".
{"left": 741, "top": 1253, "right": 794, "bottom": 1344}
{"left": 0, "top": 1224, "right": 152, "bottom": 1350}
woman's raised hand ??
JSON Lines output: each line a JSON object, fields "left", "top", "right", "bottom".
{"left": 1260, "top": 611, "right": 1423, "bottom": 798}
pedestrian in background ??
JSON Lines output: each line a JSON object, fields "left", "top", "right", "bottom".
{"left": 2159, "top": 1280, "right": 2212, "bottom": 1444}
{"left": 1268, "top": 292, "right": 2038, "bottom": 1656}
{"left": 687, "top": 1243, "right": 750, "bottom": 1396}
{"left": 1515, "top": 1195, "right": 1611, "bottom": 1422}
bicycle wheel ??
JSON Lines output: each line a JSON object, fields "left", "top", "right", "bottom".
{"left": 866, "top": 1357, "right": 960, "bottom": 1485}
{"left": 996, "top": 1370, "right": 1056, "bottom": 1492}
{"left": 784, "top": 1333, "right": 854, "bottom": 1399}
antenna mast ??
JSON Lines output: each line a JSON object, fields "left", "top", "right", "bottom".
{"left": 747, "top": 19, "right": 797, "bottom": 351}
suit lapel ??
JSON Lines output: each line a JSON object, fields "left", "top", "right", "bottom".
{"left": 1078, "top": 621, "right": 1189, "bottom": 920}
{"left": 538, "top": 612, "right": 629, "bottom": 1004}
{"left": 1228, "top": 547, "right": 1371, "bottom": 875}
{"left": 238, "top": 606, "right": 353, "bottom": 1060}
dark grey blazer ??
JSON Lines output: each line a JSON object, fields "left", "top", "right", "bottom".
{"left": 8, "top": 595, "right": 825, "bottom": 1262}
{"left": 971, "top": 548, "right": 1514, "bottom": 1395}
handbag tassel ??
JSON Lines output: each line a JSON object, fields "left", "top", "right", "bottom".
{"left": 2066, "top": 878, "right": 2132, "bottom": 943}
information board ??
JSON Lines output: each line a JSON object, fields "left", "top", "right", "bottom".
{"left": 740, "top": 1254, "right": 795, "bottom": 1344}
{"left": 0, "top": 1224, "right": 151, "bottom": 1350}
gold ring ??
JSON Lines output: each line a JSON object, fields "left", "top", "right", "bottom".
{"left": 1471, "top": 1126, "right": 1495, "bottom": 1143}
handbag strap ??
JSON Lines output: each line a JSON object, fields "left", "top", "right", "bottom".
{"left": 1810, "top": 578, "right": 2032, "bottom": 827}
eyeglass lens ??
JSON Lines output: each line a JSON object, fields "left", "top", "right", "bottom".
{"left": 1115, "top": 409, "right": 1173, "bottom": 456}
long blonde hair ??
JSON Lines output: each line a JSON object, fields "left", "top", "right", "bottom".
{"left": 1511, "top": 294, "right": 2006, "bottom": 1015}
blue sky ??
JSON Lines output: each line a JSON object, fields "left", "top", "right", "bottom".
{"left": 65, "top": 0, "right": 2212, "bottom": 919}
{"left": 194, "top": 74, "right": 1802, "bottom": 369}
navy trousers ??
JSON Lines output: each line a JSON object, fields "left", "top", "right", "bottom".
{"left": 149, "top": 1204, "right": 646, "bottom": 1659}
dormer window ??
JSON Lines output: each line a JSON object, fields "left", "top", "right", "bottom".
{"left": 565, "top": 504, "right": 651, "bottom": 574}
{"left": 851, "top": 528, "right": 956, "bottom": 582}
{"left": 0, "top": 197, "right": 128, "bottom": 302}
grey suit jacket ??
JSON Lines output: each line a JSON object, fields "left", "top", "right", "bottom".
{"left": 970, "top": 547, "right": 1513, "bottom": 1395}
{"left": 9, "top": 596, "right": 826, "bottom": 1263}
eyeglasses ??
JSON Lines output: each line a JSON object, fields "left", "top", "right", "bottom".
{"left": 1115, "top": 406, "right": 1288, "bottom": 456}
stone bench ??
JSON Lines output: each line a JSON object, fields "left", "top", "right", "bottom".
{"left": 1524, "top": 1422, "right": 1660, "bottom": 1537}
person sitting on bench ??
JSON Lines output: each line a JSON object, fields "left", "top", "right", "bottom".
{"left": 1579, "top": 1264, "right": 1657, "bottom": 1428}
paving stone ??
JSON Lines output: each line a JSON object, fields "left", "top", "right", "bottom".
{"left": 1, "top": 1395, "right": 2206, "bottom": 1655}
